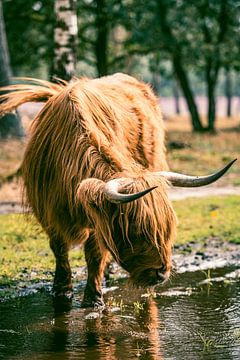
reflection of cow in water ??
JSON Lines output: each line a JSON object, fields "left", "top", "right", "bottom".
{"left": 0, "top": 73, "right": 235, "bottom": 307}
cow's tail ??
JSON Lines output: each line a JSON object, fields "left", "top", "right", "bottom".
{"left": 0, "top": 77, "right": 66, "bottom": 117}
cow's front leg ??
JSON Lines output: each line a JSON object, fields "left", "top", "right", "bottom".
{"left": 50, "top": 235, "right": 73, "bottom": 300}
{"left": 82, "top": 233, "right": 110, "bottom": 308}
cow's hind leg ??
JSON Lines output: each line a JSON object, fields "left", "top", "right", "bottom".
{"left": 82, "top": 233, "right": 110, "bottom": 308}
{"left": 50, "top": 235, "right": 73, "bottom": 300}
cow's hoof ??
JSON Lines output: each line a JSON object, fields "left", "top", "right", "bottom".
{"left": 52, "top": 288, "right": 74, "bottom": 300}
{"left": 52, "top": 289, "right": 73, "bottom": 312}
{"left": 81, "top": 297, "right": 105, "bottom": 310}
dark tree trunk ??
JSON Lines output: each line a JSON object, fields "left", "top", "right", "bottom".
{"left": 199, "top": 0, "right": 228, "bottom": 132}
{"left": 151, "top": 72, "right": 160, "bottom": 94}
{"left": 173, "top": 80, "right": 180, "bottom": 114}
{"left": 225, "top": 68, "right": 232, "bottom": 117}
{"left": 52, "top": 0, "right": 78, "bottom": 81}
{"left": 205, "top": 59, "right": 219, "bottom": 132}
{"left": 157, "top": 0, "right": 203, "bottom": 132}
{"left": 0, "top": 0, "right": 24, "bottom": 139}
{"left": 173, "top": 56, "right": 204, "bottom": 132}
{"left": 95, "top": 0, "right": 109, "bottom": 77}
{"left": 207, "top": 79, "right": 216, "bottom": 132}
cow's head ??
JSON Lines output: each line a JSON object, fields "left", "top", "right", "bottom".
{"left": 78, "top": 159, "right": 236, "bottom": 287}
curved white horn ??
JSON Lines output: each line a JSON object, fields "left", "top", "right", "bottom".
{"left": 156, "top": 159, "right": 237, "bottom": 187}
{"left": 103, "top": 178, "right": 157, "bottom": 204}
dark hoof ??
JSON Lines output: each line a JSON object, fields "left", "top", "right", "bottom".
{"left": 52, "top": 289, "right": 73, "bottom": 313}
{"left": 81, "top": 297, "right": 105, "bottom": 310}
{"left": 52, "top": 289, "right": 74, "bottom": 300}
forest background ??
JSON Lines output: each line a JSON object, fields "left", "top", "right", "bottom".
{"left": 0, "top": 0, "right": 239, "bottom": 138}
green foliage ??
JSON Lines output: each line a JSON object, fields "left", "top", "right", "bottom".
{"left": 174, "top": 196, "right": 240, "bottom": 245}
{"left": 2, "top": 0, "right": 240, "bottom": 96}
{"left": 128, "top": 0, "right": 240, "bottom": 129}
{"left": 3, "top": 0, "right": 54, "bottom": 77}
{"left": 128, "top": 0, "right": 240, "bottom": 71}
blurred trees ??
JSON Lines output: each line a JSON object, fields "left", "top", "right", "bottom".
{"left": 0, "top": 0, "right": 24, "bottom": 139}
{"left": 127, "top": 0, "right": 240, "bottom": 131}
{"left": 77, "top": 0, "right": 130, "bottom": 76}
{"left": 3, "top": 0, "right": 54, "bottom": 76}
{"left": 2, "top": 0, "right": 240, "bottom": 132}
{"left": 193, "top": 0, "right": 239, "bottom": 131}
{"left": 78, "top": 0, "right": 111, "bottom": 76}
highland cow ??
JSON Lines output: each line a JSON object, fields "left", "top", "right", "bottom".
{"left": 0, "top": 73, "right": 235, "bottom": 308}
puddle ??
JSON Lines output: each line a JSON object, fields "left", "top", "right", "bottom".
{"left": 0, "top": 266, "right": 239, "bottom": 359}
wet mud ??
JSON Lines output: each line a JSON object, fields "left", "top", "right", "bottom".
{"left": 1, "top": 238, "right": 239, "bottom": 301}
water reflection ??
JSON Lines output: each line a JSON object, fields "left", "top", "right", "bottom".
{"left": 48, "top": 296, "right": 162, "bottom": 360}
{"left": 0, "top": 266, "right": 239, "bottom": 360}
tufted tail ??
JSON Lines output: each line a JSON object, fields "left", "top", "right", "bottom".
{"left": 0, "top": 78, "right": 66, "bottom": 117}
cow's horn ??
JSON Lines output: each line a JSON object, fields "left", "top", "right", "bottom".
{"left": 156, "top": 159, "right": 237, "bottom": 187}
{"left": 103, "top": 178, "right": 157, "bottom": 204}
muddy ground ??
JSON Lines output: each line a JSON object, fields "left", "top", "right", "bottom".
{"left": 0, "top": 235, "right": 239, "bottom": 301}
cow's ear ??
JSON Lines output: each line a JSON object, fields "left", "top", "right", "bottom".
{"left": 77, "top": 177, "right": 156, "bottom": 207}
{"left": 77, "top": 178, "right": 106, "bottom": 209}
{"left": 77, "top": 177, "right": 157, "bottom": 210}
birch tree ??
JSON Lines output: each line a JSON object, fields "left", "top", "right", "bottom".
{"left": 52, "top": 0, "right": 78, "bottom": 80}
{"left": 0, "top": 0, "right": 24, "bottom": 139}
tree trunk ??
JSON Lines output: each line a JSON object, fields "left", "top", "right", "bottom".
{"left": 52, "top": 0, "right": 78, "bottom": 81}
{"left": 173, "top": 80, "right": 180, "bottom": 114}
{"left": 173, "top": 56, "right": 204, "bottom": 132}
{"left": 157, "top": 1, "right": 203, "bottom": 131}
{"left": 205, "top": 59, "right": 219, "bottom": 132}
{"left": 207, "top": 80, "right": 216, "bottom": 132}
{"left": 95, "top": 0, "right": 109, "bottom": 77}
{"left": 0, "top": 0, "right": 24, "bottom": 139}
{"left": 151, "top": 71, "right": 160, "bottom": 94}
{"left": 225, "top": 68, "right": 232, "bottom": 117}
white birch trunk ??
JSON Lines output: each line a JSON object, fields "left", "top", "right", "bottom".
{"left": 53, "top": 0, "right": 78, "bottom": 80}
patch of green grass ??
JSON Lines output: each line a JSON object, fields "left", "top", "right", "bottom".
{"left": 133, "top": 300, "right": 144, "bottom": 312}
{"left": 174, "top": 195, "right": 240, "bottom": 245}
{"left": 197, "top": 331, "right": 215, "bottom": 352}
{"left": 0, "top": 214, "right": 85, "bottom": 285}
{"left": 106, "top": 297, "right": 125, "bottom": 311}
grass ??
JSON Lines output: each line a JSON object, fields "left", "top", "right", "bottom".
{"left": 165, "top": 115, "right": 240, "bottom": 185}
{"left": 106, "top": 298, "right": 125, "bottom": 311}
{"left": 196, "top": 331, "right": 215, "bottom": 352}
{"left": 0, "top": 214, "right": 85, "bottom": 286}
{"left": 174, "top": 195, "right": 240, "bottom": 245}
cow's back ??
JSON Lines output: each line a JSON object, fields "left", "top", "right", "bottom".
{"left": 21, "top": 73, "right": 168, "bottom": 235}
{"left": 85, "top": 73, "right": 168, "bottom": 173}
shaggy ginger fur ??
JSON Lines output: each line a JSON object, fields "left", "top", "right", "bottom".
{"left": 0, "top": 73, "right": 177, "bottom": 302}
